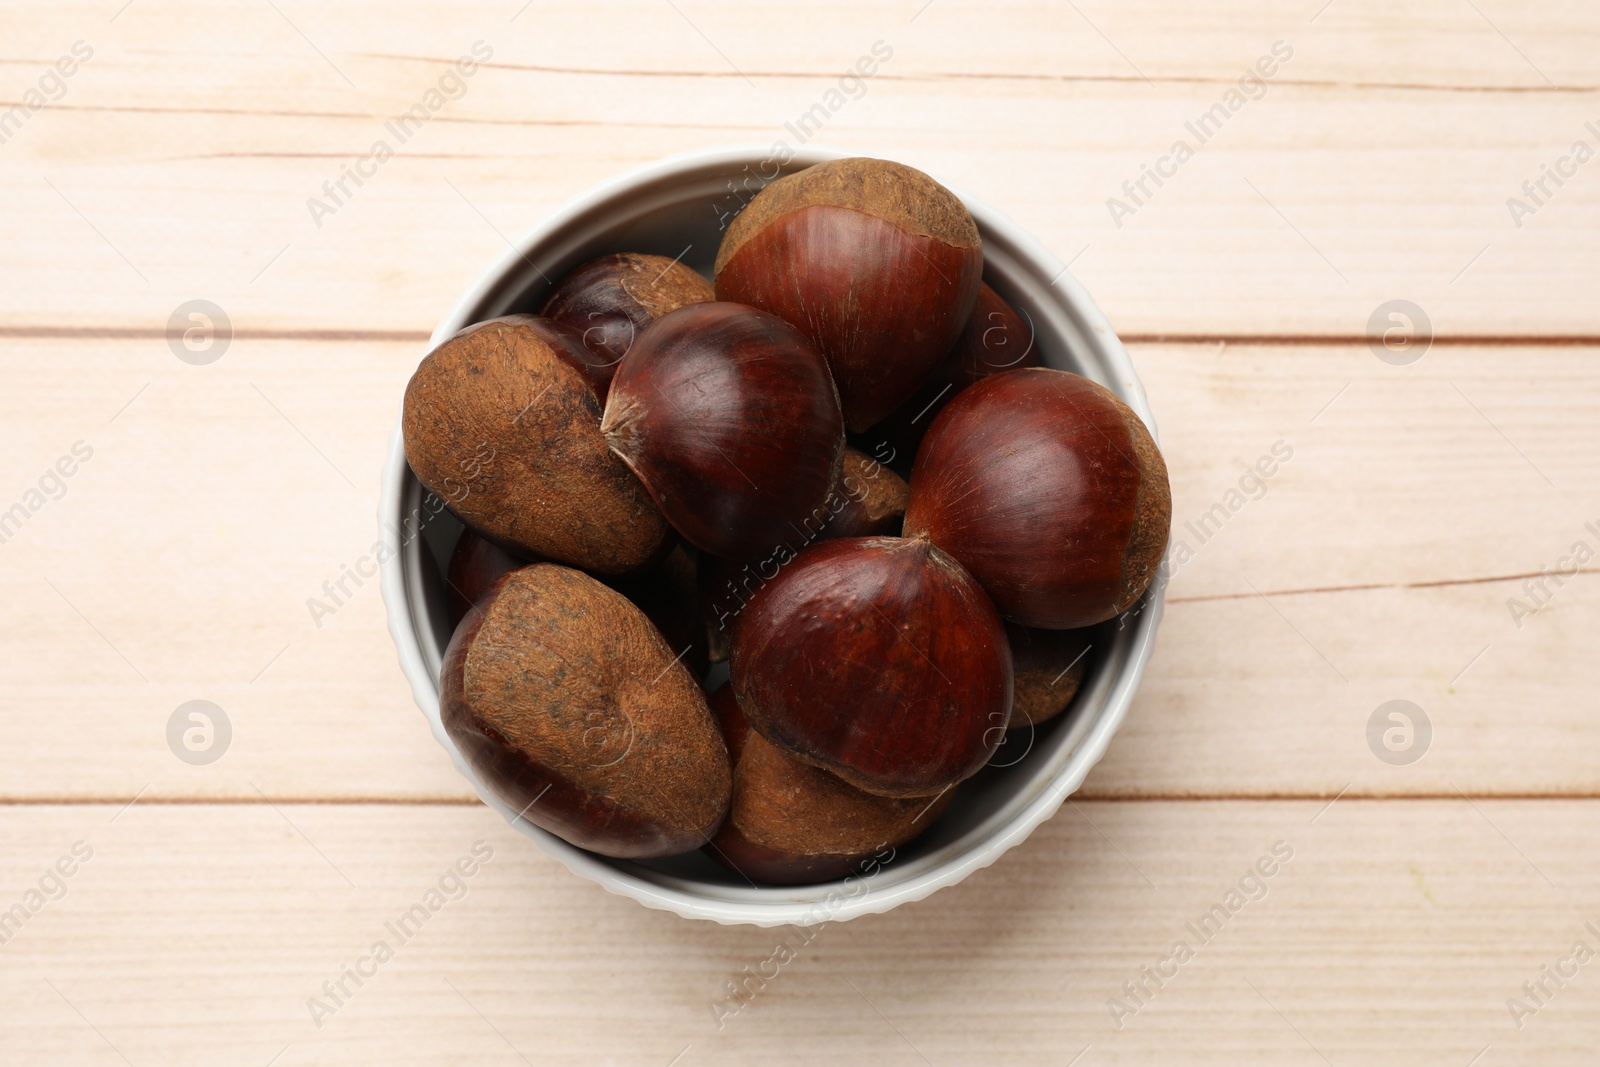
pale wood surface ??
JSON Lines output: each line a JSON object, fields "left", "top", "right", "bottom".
{"left": 2, "top": 1, "right": 1598, "bottom": 1063}
{"left": 4, "top": 803, "right": 1599, "bottom": 1066}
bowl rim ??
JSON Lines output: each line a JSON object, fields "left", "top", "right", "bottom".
{"left": 378, "top": 142, "right": 1166, "bottom": 926}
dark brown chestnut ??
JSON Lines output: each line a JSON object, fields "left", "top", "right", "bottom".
{"left": 441, "top": 564, "right": 730, "bottom": 859}
{"left": 903, "top": 368, "right": 1171, "bottom": 629}
{"left": 714, "top": 157, "right": 983, "bottom": 432}
{"left": 445, "top": 528, "right": 530, "bottom": 626}
{"left": 600, "top": 302, "right": 845, "bottom": 561}
{"left": 403, "top": 316, "right": 672, "bottom": 575}
{"left": 705, "top": 685, "right": 954, "bottom": 885}
{"left": 948, "top": 282, "right": 1041, "bottom": 390}
{"left": 868, "top": 282, "right": 1043, "bottom": 459}
{"left": 540, "top": 253, "right": 714, "bottom": 397}
{"left": 730, "top": 536, "right": 1012, "bottom": 798}
{"left": 1007, "top": 623, "right": 1094, "bottom": 728}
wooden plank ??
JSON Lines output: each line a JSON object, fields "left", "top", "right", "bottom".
{"left": 1, "top": 4, "right": 1597, "bottom": 336}
{"left": 0, "top": 799, "right": 1595, "bottom": 1064}
{"left": 0, "top": 338, "right": 1595, "bottom": 800}
{"left": 11, "top": 1, "right": 1599, "bottom": 95}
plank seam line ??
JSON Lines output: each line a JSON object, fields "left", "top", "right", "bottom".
{"left": 0, "top": 327, "right": 432, "bottom": 341}
{"left": 1170, "top": 567, "right": 1600, "bottom": 605}
{"left": 367, "top": 53, "right": 1600, "bottom": 95}
{"left": 1121, "top": 334, "right": 1600, "bottom": 347}
{"left": 8, "top": 328, "right": 1600, "bottom": 348}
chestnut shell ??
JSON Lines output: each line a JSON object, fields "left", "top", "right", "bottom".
{"left": 402, "top": 316, "right": 672, "bottom": 575}
{"left": 441, "top": 564, "right": 730, "bottom": 859}
{"left": 730, "top": 536, "right": 1012, "bottom": 798}
{"left": 1007, "top": 623, "right": 1095, "bottom": 729}
{"left": 824, "top": 447, "right": 909, "bottom": 540}
{"left": 903, "top": 368, "right": 1172, "bottom": 629}
{"left": 705, "top": 687, "right": 955, "bottom": 886}
{"left": 714, "top": 158, "right": 983, "bottom": 432}
{"left": 601, "top": 302, "right": 845, "bottom": 562}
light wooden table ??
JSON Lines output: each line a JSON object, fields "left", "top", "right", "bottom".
{"left": 3, "top": 2, "right": 1597, "bottom": 1063}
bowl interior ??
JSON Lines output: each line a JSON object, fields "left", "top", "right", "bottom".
{"left": 383, "top": 145, "right": 1165, "bottom": 925}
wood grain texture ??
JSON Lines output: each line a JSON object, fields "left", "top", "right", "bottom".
{"left": 1, "top": 340, "right": 1592, "bottom": 800}
{"left": 0, "top": 3, "right": 1597, "bottom": 337}
{"left": 2, "top": 802, "right": 1598, "bottom": 1066}
{"left": 2, "top": 1, "right": 1597, "bottom": 1062}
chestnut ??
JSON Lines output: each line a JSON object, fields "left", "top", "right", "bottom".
{"left": 705, "top": 685, "right": 954, "bottom": 885}
{"left": 948, "top": 282, "right": 1041, "bottom": 390}
{"left": 868, "top": 282, "right": 1042, "bottom": 458}
{"left": 1007, "top": 623, "right": 1094, "bottom": 728}
{"left": 730, "top": 536, "right": 1012, "bottom": 798}
{"left": 403, "top": 316, "right": 672, "bottom": 575}
{"left": 474, "top": 313, "right": 617, "bottom": 400}
{"left": 441, "top": 563, "right": 730, "bottom": 859}
{"left": 445, "top": 528, "right": 530, "bottom": 626}
{"left": 714, "top": 157, "right": 983, "bottom": 432}
{"left": 903, "top": 368, "right": 1171, "bottom": 629}
{"left": 600, "top": 302, "right": 845, "bottom": 561}
{"left": 540, "top": 252, "right": 714, "bottom": 397}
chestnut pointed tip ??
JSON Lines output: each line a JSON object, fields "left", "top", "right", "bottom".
{"left": 599, "top": 392, "right": 642, "bottom": 452}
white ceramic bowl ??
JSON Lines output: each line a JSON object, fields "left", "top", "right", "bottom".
{"left": 379, "top": 144, "right": 1166, "bottom": 927}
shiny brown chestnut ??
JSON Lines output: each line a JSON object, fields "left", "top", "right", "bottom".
{"left": 1007, "top": 623, "right": 1095, "bottom": 729}
{"left": 730, "top": 536, "right": 1012, "bottom": 798}
{"left": 705, "top": 685, "right": 954, "bottom": 885}
{"left": 903, "top": 368, "right": 1171, "bottom": 629}
{"left": 540, "top": 253, "right": 714, "bottom": 397}
{"left": 714, "top": 157, "right": 983, "bottom": 432}
{"left": 441, "top": 564, "right": 730, "bottom": 859}
{"left": 403, "top": 316, "right": 672, "bottom": 575}
{"left": 601, "top": 302, "right": 844, "bottom": 561}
